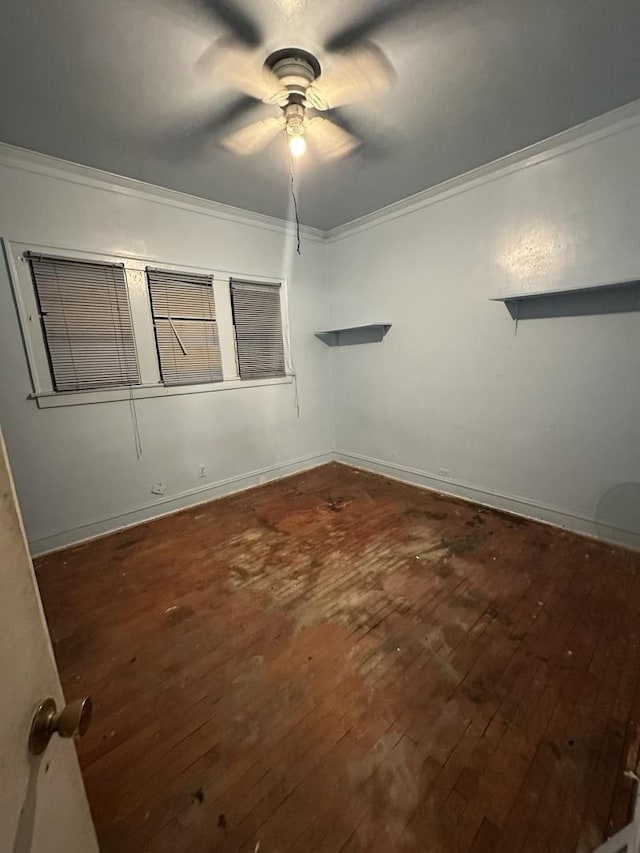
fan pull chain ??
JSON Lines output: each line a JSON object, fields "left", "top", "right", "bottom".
{"left": 287, "top": 143, "right": 302, "bottom": 255}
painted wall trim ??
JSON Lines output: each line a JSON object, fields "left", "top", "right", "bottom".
{"left": 30, "top": 451, "right": 332, "bottom": 557}
{"left": 31, "top": 376, "right": 293, "bottom": 409}
{"left": 326, "top": 98, "right": 640, "bottom": 243}
{"left": 31, "top": 448, "right": 640, "bottom": 556}
{"left": 2, "top": 99, "right": 640, "bottom": 247}
{"left": 593, "top": 786, "right": 640, "bottom": 852}
{"left": 0, "top": 142, "right": 326, "bottom": 244}
{"left": 334, "top": 450, "right": 640, "bottom": 553}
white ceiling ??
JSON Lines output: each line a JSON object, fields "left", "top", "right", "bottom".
{"left": 1, "top": 0, "right": 639, "bottom": 230}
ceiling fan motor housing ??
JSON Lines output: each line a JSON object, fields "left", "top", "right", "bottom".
{"left": 265, "top": 48, "right": 321, "bottom": 102}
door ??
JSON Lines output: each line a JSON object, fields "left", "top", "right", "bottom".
{"left": 0, "top": 428, "right": 98, "bottom": 853}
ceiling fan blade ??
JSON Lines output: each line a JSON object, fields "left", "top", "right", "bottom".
{"left": 194, "top": 0, "right": 262, "bottom": 47}
{"left": 305, "top": 116, "right": 360, "bottom": 160}
{"left": 222, "top": 115, "right": 285, "bottom": 155}
{"left": 322, "top": 107, "right": 393, "bottom": 160}
{"left": 306, "top": 45, "right": 393, "bottom": 111}
{"left": 196, "top": 95, "right": 260, "bottom": 134}
{"left": 201, "top": 39, "right": 287, "bottom": 105}
{"left": 324, "top": 0, "right": 425, "bottom": 52}
{"left": 166, "top": 95, "right": 260, "bottom": 158}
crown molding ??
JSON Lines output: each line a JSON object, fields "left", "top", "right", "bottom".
{"left": 326, "top": 98, "right": 640, "bottom": 243}
{"left": 0, "top": 142, "right": 326, "bottom": 244}
{"left": 2, "top": 97, "right": 640, "bottom": 247}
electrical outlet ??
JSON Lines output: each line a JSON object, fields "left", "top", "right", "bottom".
{"left": 438, "top": 466, "right": 451, "bottom": 479}
{"left": 151, "top": 482, "right": 166, "bottom": 496}
{"left": 198, "top": 466, "right": 207, "bottom": 479}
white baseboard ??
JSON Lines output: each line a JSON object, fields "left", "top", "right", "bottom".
{"left": 31, "top": 448, "right": 640, "bottom": 557}
{"left": 334, "top": 450, "right": 640, "bottom": 553}
{"left": 593, "top": 784, "right": 640, "bottom": 852}
{"left": 30, "top": 451, "right": 332, "bottom": 556}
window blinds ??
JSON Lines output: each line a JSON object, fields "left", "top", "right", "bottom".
{"left": 230, "top": 280, "right": 286, "bottom": 380}
{"left": 28, "top": 254, "right": 140, "bottom": 392}
{"left": 147, "top": 268, "right": 222, "bottom": 386}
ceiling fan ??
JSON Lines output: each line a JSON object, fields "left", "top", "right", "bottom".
{"left": 175, "top": 0, "right": 426, "bottom": 160}
{"left": 215, "top": 42, "right": 392, "bottom": 159}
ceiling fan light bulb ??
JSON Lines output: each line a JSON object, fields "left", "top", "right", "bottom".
{"left": 289, "top": 134, "right": 306, "bottom": 157}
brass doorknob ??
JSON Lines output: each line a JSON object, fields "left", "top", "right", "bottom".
{"left": 29, "top": 696, "right": 93, "bottom": 755}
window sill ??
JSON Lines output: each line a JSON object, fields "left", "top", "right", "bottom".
{"left": 30, "top": 375, "right": 293, "bottom": 408}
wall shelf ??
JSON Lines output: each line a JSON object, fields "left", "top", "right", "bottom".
{"left": 491, "top": 278, "right": 640, "bottom": 320}
{"left": 315, "top": 323, "right": 391, "bottom": 347}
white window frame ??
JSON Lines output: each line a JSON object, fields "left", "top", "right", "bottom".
{"left": 4, "top": 239, "right": 293, "bottom": 409}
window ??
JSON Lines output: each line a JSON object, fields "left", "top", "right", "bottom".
{"left": 28, "top": 253, "right": 140, "bottom": 392}
{"left": 10, "top": 241, "right": 291, "bottom": 406}
{"left": 147, "top": 268, "right": 222, "bottom": 386}
{"left": 231, "top": 280, "right": 286, "bottom": 380}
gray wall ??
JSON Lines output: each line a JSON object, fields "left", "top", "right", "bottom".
{"left": 0, "top": 151, "right": 332, "bottom": 553}
{"left": 327, "top": 108, "right": 640, "bottom": 549}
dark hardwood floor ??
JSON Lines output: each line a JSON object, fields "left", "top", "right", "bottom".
{"left": 35, "top": 463, "right": 640, "bottom": 852}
